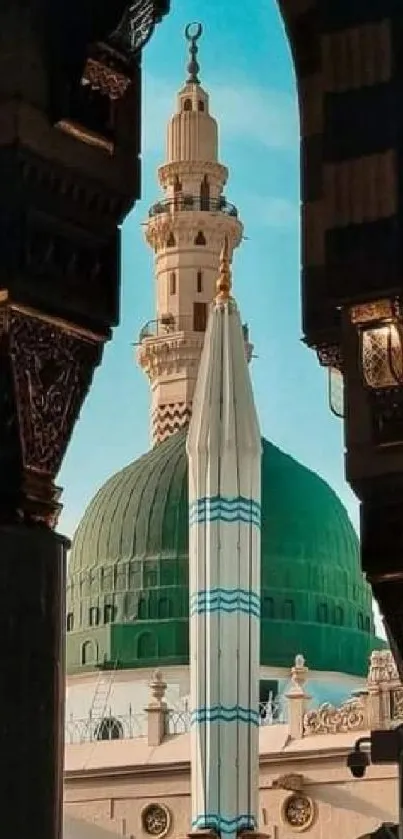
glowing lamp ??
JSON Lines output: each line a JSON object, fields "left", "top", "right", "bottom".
{"left": 350, "top": 299, "right": 403, "bottom": 389}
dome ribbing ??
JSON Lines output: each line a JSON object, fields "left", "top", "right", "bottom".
{"left": 66, "top": 430, "right": 382, "bottom": 676}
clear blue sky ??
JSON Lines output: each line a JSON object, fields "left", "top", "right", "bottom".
{"left": 58, "top": 0, "right": 358, "bottom": 540}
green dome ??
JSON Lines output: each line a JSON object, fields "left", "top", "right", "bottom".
{"left": 66, "top": 429, "right": 381, "bottom": 676}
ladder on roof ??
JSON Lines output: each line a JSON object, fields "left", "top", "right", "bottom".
{"left": 89, "top": 661, "right": 118, "bottom": 723}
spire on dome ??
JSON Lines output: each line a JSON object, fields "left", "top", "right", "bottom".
{"left": 215, "top": 235, "right": 232, "bottom": 302}
{"left": 185, "top": 22, "right": 203, "bottom": 84}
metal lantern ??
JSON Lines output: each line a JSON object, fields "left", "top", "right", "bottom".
{"left": 351, "top": 300, "right": 403, "bottom": 389}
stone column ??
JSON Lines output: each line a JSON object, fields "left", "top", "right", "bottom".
{"left": 0, "top": 1, "right": 168, "bottom": 836}
{"left": 146, "top": 670, "right": 168, "bottom": 746}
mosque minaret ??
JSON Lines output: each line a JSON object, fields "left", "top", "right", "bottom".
{"left": 65, "top": 31, "right": 382, "bottom": 839}
{"left": 137, "top": 24, "right": 250, "bottom": 445}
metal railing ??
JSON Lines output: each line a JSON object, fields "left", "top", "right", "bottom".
{"left": 65, "top": 697, "right": 285, "bottom": 744}
{"left": 148, "top": 195, "right": 239, "bottom": 218}
{"left": 65, "top": 708, "right": 147, "bottom": 744}
{"left": 138, "top": 314, "right": 193, "bottom": 342}
{"left": 137, "top": 316, "right": 251, "bottom": 344}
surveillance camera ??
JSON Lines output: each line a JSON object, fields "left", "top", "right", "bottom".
{"left": 347, "top": 747, "right": 370, "bottom": 778}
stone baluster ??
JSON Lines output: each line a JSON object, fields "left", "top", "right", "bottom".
{"left": 285, "top": 655, "right": 311, "bottom": 740}
{"left": 367, "top": 650, "right": 384, "bottom": 729}
{"left": 145, "top": 670, "right": 168, "bottom": 746}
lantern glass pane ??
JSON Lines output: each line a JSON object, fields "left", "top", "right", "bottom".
{"left": 329, "top": 367, "right": 344, "bottom": 418}
{"left": 362, "top": 325, "right": 403, "bottom": 388}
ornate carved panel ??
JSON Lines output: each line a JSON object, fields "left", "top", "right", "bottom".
{"left": 9, "top": 310, "right": 101, "bottom": 476}
{"left": 303, "top": 697, "right": 367, "bottom": 735}
{"left": 0, "top": 305, "right": 103, "bottom": 526}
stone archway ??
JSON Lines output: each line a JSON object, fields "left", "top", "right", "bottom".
{"left": 275, "top": 2, "right": 403, "bottom": 661}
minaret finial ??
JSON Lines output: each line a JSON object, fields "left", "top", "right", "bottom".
{"left": 185, "top": 22, "right": 203, "bottom": 84}
{"left": 215, "top": 236, "right": 232, "bottom": 302}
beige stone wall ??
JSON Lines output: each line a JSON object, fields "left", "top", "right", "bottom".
{"left": 65, "top": 752, "right": 398, "bottom": 839}
{"left": 65, "top": 652, "right": 403, "bottom": 839}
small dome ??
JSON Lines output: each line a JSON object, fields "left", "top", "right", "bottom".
{"left": 67, "top": 430, "right": 381, "bottom": 676}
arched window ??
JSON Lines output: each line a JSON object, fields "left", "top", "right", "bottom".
{"left": 263, "top": 596, "right": 274, "bottom": 619}
{"left": 200, "top": 175, "right": 210, "bottom": 210}
{"left": 137, "top": 632, "right": 157, "bottom": 660}
{"left": 365, "top": 616, "right": 371, "bottom": 633}
{"left": 197, "top": 270, "right": 203, "bottom": 293}
{"left": 166, "top": 232, "right": 176, "bottom": 248}
{"left": 66, "top": 612, "right": 74, "bottom": 632}
{"left": 357, "top": 612, "right": 364, "bottom": 630}
{"left": 318, "top": 603, "right": 328, "bottom": 623}
{"left": 198, "top": 100, "right": 205, "bottom": 112}
{"left": 138, "top": 597, "right": 148, "bottom": 620}
{"left": 104, "top": 604, "right": 115, "bottom": 624}
{"left": 95, "top": 717, "right": 123, "bottom": 741}
{"left": 158, "top": 597, "right": 172, "bottom": 619}
{"left": 282, "top": 600, "right": 295, "bottom": 620}
{"left": 334, "top": 606, "right": 344, "bottom": 626}
{"left": 169, "top": 272, "right": 176, "bottom": 295}
{"left": 183, "top": 98, "right": 192, "bottom": 111}
{"left": 81, "top": 640, "right": 95, "bottom": 666}
{"left": 89, "top": 606, "right": 99, "bottom": 627}
{"left": 195, "top": 231, "right": 206, "bottom": 246}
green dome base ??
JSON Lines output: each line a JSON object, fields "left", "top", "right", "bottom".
{"left": 66, "top": 429, "right": 383, "bottom": 677}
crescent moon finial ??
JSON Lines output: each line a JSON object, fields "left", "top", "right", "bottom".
{"left": 185, "top": 22, "right": 203, "bottom": 43}
{"left": 184, "top": 22, "right": 203, "bottom": 84}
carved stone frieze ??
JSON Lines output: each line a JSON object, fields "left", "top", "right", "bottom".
{"left": 137, "top": 334, "right": 204, "bottom": 381}
{"left": 303, "top": 698, "right": 367, "bottom": 735}
{"left": 145, "top": 212, "right": 242, "bottom": 252}
{"left": 158, "top": 160, "right": 229, "bottom": 190}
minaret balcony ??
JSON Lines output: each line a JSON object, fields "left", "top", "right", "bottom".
{"left": 138, "top": 314, "right": 197, "bottom": 341}
{"left": 148, "top": 195, "right": 239, "bottom": 218}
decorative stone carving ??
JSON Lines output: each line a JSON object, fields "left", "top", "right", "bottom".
{"left": 82, "top": 57, "right": 131, "bottom": 100}
{"left": 281, "top": 794, "right": 315, "bottom": 831}
{"left": 391, "top": 689, "right": 403, "bottom": 720}
{"left": 9, "top": 310, "right": 101, "bottom": 477}
{"left": 316, "top": 344, "right": 343, "bottom": 371}
{"left": 158, "top": 160, "right": 229, "bottom": 191}
{"left": 142, "top": 804, "right": 171, "bottom": 838}
{"left": 0, "top": 306, "right": 102, "bottom": 526}
{"left": 303, "top": 697, "right": 366, "bottom": 735}
{"left": 368, "top": 650, "right": 400, "bottom": 686}
{"left": 272, "top": 773, "right": 304, "bottom": 792}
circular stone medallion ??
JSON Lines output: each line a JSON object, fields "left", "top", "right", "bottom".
{"left": 141, "top": 804, "right": 171, "bottom": 838}
{"left": 281, "top": 793, "right": 315, "bottom": 831}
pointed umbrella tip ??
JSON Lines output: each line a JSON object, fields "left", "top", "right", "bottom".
{"left": 185, "top": 22, "right": 203, "bottom": 84}
{"left": 215, "top": 236, "right": 232, "bottom": 303}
